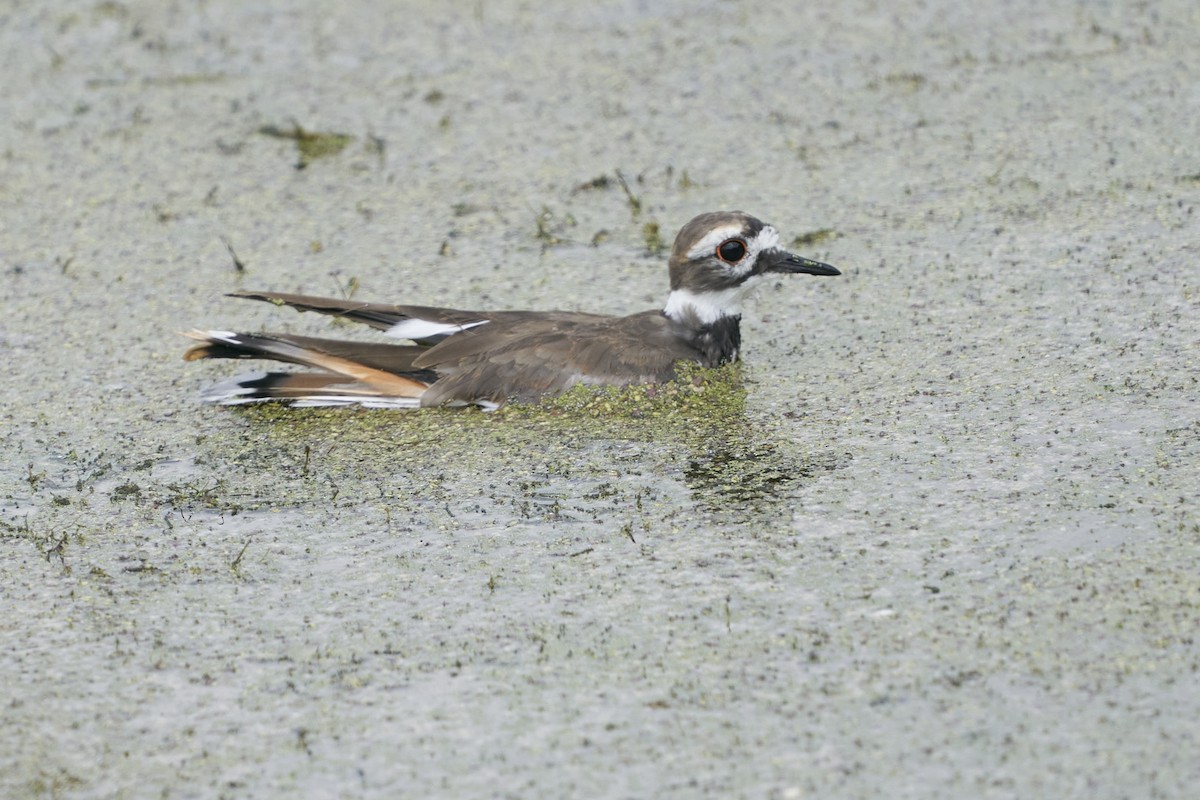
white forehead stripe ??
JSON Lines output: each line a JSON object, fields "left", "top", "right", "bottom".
{"left": 386, "top": 318, "right": 488, "bottom": 340}
{"left": 684, "top": 224, "right": 780, "bottom": 261}
{"left": 685, "top": 225, "right": 749, "bottom": 260}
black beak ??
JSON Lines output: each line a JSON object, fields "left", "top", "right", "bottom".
{"left": 759, "top": 248, "right": 841, "bottom": 276}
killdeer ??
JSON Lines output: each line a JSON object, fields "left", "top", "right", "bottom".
{"left": 184, "top": 211, "right": 840, "bottom": 409}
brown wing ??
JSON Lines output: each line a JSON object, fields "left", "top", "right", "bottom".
{"left": 417, "top": 311, "right": 701, "bottom": 406}
{"left": 190, "top": 295, "right": 694, "bottom": 408}
{"left": 228, "top": 290, "right": 495, "bottom": 332}
{"left": 227, "top": 291, "right": 610, "bottom": 348}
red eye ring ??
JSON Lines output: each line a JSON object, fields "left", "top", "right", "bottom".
{"left": 716, "top": 238, "right": 748, "bottom": 264}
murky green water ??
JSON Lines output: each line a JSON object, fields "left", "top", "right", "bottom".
{"left": 3, "top": 1, "right": 1198, "bottom": 797}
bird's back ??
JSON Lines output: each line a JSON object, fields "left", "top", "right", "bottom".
{"left": 416, "top": 310, "right": 704, "bottom": 406}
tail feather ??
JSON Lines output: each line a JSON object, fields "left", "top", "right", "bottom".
{"left": 184, "top": 330, "right": 435, "bottom": 378}
{"left": 201, "top": 371, "right": 422, "bottom": 408}
{"left": 183, "top": 330, "right": 431, "bottom": 405}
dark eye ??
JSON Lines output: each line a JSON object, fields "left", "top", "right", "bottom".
{"left": 716, "top": 239, "right": 747, "bottom": 263}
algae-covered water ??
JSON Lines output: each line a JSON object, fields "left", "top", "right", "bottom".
{"left": 3, "top": 1, "right": 1198, "bottom": 798}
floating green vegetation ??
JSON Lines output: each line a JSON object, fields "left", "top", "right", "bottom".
{"left": 642, "top": 221, "right": 665, "bottom": 255}
{"left": 572, "top": 174, "right": 612, "bottom": 193}
{"left": 234, "top": 361, "right": 744, "bottom": 430}
{"left": 505, "top": 361, "right": 746, "bottom": 423}
{"left": 143, "top": 73, "right": 226, "bottom": 87}
{"left": 451, "top": 202, "right": 484, "bottom": 217}
{"left": 259, "top": 122, "right": 354, "bottom": 169}
{"left": 533, "top": 206, "right": 576, "bottom": 247}
{"left": 684, "top": 436, "right": 843, "bottom": 509}
{"left": 109, "top": 482, "right": 142, "bottom": 502}
{"left": 791, "top": 228, "right": 840, "bottom": 248}
{"left": 219, "top": 361, "right": 840, "bottom": 510}
{"left": 227, "top": 361, "right": 747, "bottom": 461}
{"left": 881, "top": 72, "right": 927, "bottom": 92}
{"left": 614, "top": 170, "right": 642, "bottom": 217}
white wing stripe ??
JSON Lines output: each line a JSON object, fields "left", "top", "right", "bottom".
{"left": 386, "top": 318, "right": 488, "bottom": 340}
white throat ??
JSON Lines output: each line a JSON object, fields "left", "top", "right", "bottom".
{"left": 663, "top": 284, "right": 754, "bottom": 326}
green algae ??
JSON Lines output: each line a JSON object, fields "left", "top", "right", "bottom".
{"left": 790, "top": 228, "right": 841, "bottom": 247}
{"left": 641, "top": 221, "right": 665, "bottom": 255}
{"left": 258, "top": 122, "right": 354, "bottom": 169}
{"left": 226, "top": 361, "right": 748, "bottom": 449}
{"left": 510, "top": 361, "right": 747, "bottom": 421}
{"left": 202, "top": 361, "right": 833, "bottom": 514}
